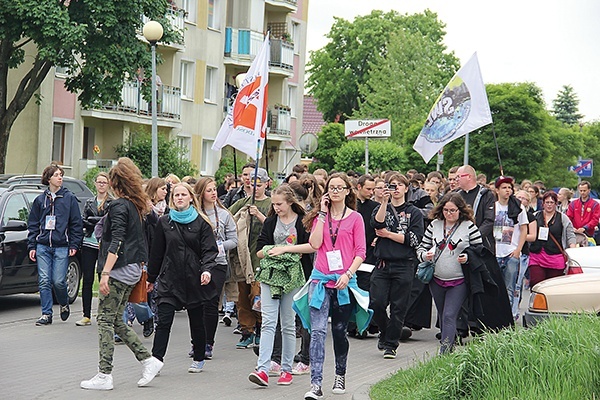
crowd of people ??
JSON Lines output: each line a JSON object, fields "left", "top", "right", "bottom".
{"left": 26, "top": 158, "right": 595, "bottom": 398}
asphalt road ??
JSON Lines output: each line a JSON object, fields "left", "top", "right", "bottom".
{"left": 1, "top": 294, "right": 441, "bottom": 400}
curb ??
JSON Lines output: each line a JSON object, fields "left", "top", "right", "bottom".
{"left": 352, "top": 383, "right": 372, "bottom": 400}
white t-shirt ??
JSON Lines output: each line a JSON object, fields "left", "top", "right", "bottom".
{"left": 494, "top": 202, "right": 529, "bottom": 257}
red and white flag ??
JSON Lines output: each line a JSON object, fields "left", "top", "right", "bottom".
{"left": 213, "top": 34, "right": 270, "bottom": 159}
{"left": 413, "top": 53, "right": 492, "bottom": 163}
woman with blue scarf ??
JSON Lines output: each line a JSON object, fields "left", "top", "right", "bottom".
{"left": 147, "top": 183, "right": 218, "bottom": 374}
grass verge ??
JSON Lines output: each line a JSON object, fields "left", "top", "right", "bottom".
{"left": 370, "top": 315, "right": 600, "bottom": 400}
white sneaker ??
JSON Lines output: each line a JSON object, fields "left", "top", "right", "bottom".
{"left": 137, "top": 356, "right": 164, "bottom": 387}
{"left": 80, "top": 372, "right": 113, "bottom": 390}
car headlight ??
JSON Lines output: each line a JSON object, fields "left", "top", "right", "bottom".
{"left": 529, "top": 292, "right": 548, "bottom": 311}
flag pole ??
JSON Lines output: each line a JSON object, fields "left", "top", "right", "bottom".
{"left": 246, "top": 138, "right": 263, "bottom": 248}
{"left": 491, "top": 123, "right": 504, "bottom": 176}
{"left": 463, "top": 133, "right": 469, "bottom": 165}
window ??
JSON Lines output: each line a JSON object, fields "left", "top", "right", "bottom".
{"left": 291, "top": 22, "right": 300, "bottom": 54}
{"left": 207, "top": 0, "right": 221, "bottom": 30}
{"left": 204, "top": 66, "right": 217, "bottom": 103}
{"left": 181, "top": 0, "right": 196, "bottom": 23}
{"left": 288, "top": 85, "right": 297, "bottom": 118}
{"left": 52, "top": 122, "right": 73, "bottom": 166}
{"left": 177, "top": 135, "right": 192, "bottom": 161}
{"left": 3, "top": 194, "right": 29, "bottom": 225}
{"left": 201, "top": 139, "right": 214, "bottom": 175}
{"left": 180, "top": 60, "right": 195, "bottom": 99}
{"left": 82, "top": 127, "right": 95, "bottom": 159}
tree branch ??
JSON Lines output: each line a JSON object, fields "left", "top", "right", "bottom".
{"left": 13, "top": 38, "right": 33, "bottom": 50}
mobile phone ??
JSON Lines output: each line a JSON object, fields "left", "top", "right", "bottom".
{"left": 387, "top": 184, "right": 397, "bottom": 191}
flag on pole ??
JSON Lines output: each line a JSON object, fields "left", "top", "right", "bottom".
{"left": 413, "top": 52, "right": 492, "bottom": 163}
{"left": 213, "top": 34, "right": 270, "bottom": 159}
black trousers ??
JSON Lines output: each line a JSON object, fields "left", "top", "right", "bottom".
{"left": 153, "top": 302, "right": 206, "bottom": 362}
{"left": 203, "top": 265, "right": 227, "bottom": 346}
{"left": 80, "top": 246, "right": 99, "bottom": 319}
{"left": 370, "top": 261, "right": 414, "bottom": 350}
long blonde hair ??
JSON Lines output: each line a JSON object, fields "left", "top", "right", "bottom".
{"left": 168, "top": 182, "right": 212, "bottom": 226}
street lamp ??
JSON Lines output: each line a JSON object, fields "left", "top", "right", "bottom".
{"left": 143, "top": 20, "right": 164, "bottom": 178}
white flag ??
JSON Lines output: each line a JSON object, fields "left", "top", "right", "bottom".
{"left": 212, "top": 34, "right": 270, "bottom": 159}
{"left": 413, "top": 52, "right": 492, "bottom": 163}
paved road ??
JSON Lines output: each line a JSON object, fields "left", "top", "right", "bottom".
{"left": 1, "top": 294, "right": 441, "bottom": 399}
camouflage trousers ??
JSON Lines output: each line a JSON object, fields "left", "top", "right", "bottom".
{"left": 97, "top": 278, "right": 151, "bottom": 374}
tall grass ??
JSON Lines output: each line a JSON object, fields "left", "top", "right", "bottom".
{"left": 371, "top": 315, "right": 600, "bottom": 400}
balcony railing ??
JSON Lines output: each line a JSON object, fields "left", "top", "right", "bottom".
{"left": 265, "top": 0, "right": 298, "bottom": 11}
{"left": 224, "top": 28, "right": 294, "bottom": 70}
{"left": 142, "top": 3, "right": 185, "bottom": 36}
{"left": 268, "top": 107, "right": 291, "bottom": 136}
{"left": 96, "top": 81, "right": 181, "bottom": 120}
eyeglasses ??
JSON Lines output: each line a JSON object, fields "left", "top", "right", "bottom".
{"left": 443, "top": 208, "right": 459, "bottom": 214}
{"left": 457, "top": 173, "right": 470, "bottom": 178}
{"left": 329, "top": 186, "right": 348, "bottom": 193}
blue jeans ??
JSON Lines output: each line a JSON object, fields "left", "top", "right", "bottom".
{"left": 36, "top": 244, "right": 69, "bottom": 315}
{"left": 308, "top": 283, "right": 354, "bottom": 386}
{"left": 256, "top": 283, "right": 298, "bottom": 374}
{"left": 512, "top": 254, "right": 529, "bottom": 319}
{"left": 496, "top": 255, "right": 519, "bottom": 309}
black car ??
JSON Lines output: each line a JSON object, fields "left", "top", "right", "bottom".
{"left": 3, "top": 175, "right": 94, "bottom": 214}
{"left": 0, "top": 184, "right": 81, "bottom": 303}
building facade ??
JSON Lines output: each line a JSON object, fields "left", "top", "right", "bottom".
{"left": 5, "top": 0, "right": 308, "bottom": 180}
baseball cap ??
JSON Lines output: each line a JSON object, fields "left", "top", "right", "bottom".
{"left": 251, "top": 168, "right": 270, "bottom": 183}
{"left": 495, "top": 176, "right": 514, "bottom": 188}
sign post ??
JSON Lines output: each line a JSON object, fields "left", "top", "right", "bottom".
{"left": 345, "top": 119, "right": 391, "bottom": 175}
{"left": 570, "top": 159, "right": 593, "bottom": 178}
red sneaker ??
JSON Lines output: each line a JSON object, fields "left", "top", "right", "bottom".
{"left": 277, "top": 371, "right": 293, "bottom": 386}
{"left": 248, "top": 370, "right": 269, "bottom": 387}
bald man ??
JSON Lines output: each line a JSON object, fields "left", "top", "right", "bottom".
{"left": 456, "top": 165, "right": 496, "bottom": 254}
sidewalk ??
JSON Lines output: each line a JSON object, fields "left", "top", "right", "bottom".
{"left": 1, "top": 295, "right": 440, "bottom": 399}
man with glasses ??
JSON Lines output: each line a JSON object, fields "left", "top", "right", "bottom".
{"left": 566, "top": 180, "right": 600, "bottom": 241}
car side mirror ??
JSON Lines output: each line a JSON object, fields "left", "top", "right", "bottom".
{"left": 0, "top": 219, "right": 28, "bottom": 233}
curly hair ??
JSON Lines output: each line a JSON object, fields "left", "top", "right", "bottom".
{"left": 429, "top": 192, "right": 474, "bottom": 223}
{"left": 109, "top": 157, "right": 150, "bottom": 218}
{"left": 41, "top": 162, "right": 64, "bottom": 186}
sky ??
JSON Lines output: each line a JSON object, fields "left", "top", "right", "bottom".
{"left": 306, "top": 0, "right": 600, "bottom": 122}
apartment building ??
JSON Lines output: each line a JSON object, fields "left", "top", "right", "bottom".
{"left": 4, "top": 0, "right": 308, "bottom": 179}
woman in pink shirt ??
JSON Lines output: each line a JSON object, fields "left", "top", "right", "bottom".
{"left": 301, "top": 173, "right": 366, "bottom": 400}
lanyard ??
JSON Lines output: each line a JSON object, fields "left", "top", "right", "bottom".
{"left": 327, "top": 206, "right": 347, "bottom": 248}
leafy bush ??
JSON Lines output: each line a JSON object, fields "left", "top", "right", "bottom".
{"left": 115, "top": 129, "right": 198, "bottom": 178}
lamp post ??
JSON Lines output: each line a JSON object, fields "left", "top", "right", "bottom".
{"left": 143, "top": 20, "right": 164, "bottom": 178}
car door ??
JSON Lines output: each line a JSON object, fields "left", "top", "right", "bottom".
{"left": 0, "top": 192, "right": 36, "bottom": 292}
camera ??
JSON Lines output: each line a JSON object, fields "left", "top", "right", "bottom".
{"left": 387, "top": 184, "right": 397, "bottom": 191}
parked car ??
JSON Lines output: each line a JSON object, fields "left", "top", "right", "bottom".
{"left": 524, "top": 246, "right": 600, "bottom": 327}
{"left": 4, "top": 175, "right": 94, "bottom": 214}
{"left": 0, "top": 184, "right": 81, "bottom": 303}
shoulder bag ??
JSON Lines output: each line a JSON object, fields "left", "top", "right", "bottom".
{"left": 416, "top": 223, "right": 459, "bottom": 284}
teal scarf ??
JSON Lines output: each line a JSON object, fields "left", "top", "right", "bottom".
{"left": 169, "top": 206, "right": 198, "bottom": 224}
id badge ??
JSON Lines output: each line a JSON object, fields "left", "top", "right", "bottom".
{"left": 326, "top": 249, "right": 344, "bottom": 272}
{"left": 45, "top": 215, "right": 56, "bottom": 230}
{"left": 538, "top": 227, "right": 549, "bottom": 241}
{"left": 216, "top": 240, "right": 225, "bottom": 257}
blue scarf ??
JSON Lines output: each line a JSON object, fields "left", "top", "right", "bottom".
{"left": 169, "top": 206, "right": 198, "bottom": 224}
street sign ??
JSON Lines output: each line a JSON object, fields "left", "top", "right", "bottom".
{"left": 570, "top": 159, "right": 593, "bottom": 177}
{"left": 345, "top": 119, "right": 391, "bottom": 138}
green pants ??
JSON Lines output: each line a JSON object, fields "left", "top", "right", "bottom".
{"left": 97, "top": 278, "right": 151, "bottom": 374}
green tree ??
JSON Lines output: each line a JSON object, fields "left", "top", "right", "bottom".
{"left": 306, "top": 9, "right": 450, "bottom": 123}
{"left": 115, "top": 129, "right": 197, "bottom": 178}
{"left": 309, "top": 123, "right": 346, "bottom": 172}
{"left": 357, "top": 23, "right": 459, "bottom": 141}
{"left": 0, "top": 0, "right": 181, "bottom": 172}
{"left": 579, "top": 122, "right": 600, "bottom": 190}
{"left": 333, "top": 139, "right": 408, "bottom": 175}
{"left": 440, "top": 83, "right": 562, "bottom": 181}
{"left": 552, "top": 85, "right": 584, "bottom": 126}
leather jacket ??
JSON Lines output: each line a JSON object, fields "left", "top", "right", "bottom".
{"left": 83, "top": 196, "right": 112, "bottom": 238}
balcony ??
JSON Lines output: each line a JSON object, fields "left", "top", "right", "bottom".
{"left": 141, "top": 3, "right": 185, "bottom": 47}
{"left": 224, "top": 28, "right": 294, "bottom": 75}
{"left": 85, "top": 81, "right": 181, "bottom": 123}
{"left": 265, "top": 0, "right": 298, "bottom": 13}
{"left": 268, "top": 107, "right": 291, "bottom": 138}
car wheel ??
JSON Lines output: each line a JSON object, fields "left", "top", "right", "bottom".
{"left": 66, "top": 257, "right": 81, "bottom": 304}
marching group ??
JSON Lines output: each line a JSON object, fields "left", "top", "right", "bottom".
{"left": 26, "top": 158, "right": 593, "bottom": 399}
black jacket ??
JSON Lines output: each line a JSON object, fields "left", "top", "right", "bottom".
{"left": 459, "top": 185, "right": 496, "bottom": 254}
{"left": 82, "top": 197, "right": 111, "bottom": 238}
{"left": 371, "top": 202, "right": 424, "bottom": 263}
{"left": 357, "top": 198, "right": 378, "bottom": 265}
{"left": 257, "top": 213, "right": 312, "bottom": 280}
{"left": 462, "top": 245, "right": 513, "bottom": 332}
{"left": 98, "top": 198, "right": 148, "bottom": 271}
{"left": 148, "top": 214, "right": 218, "bottom": 308}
